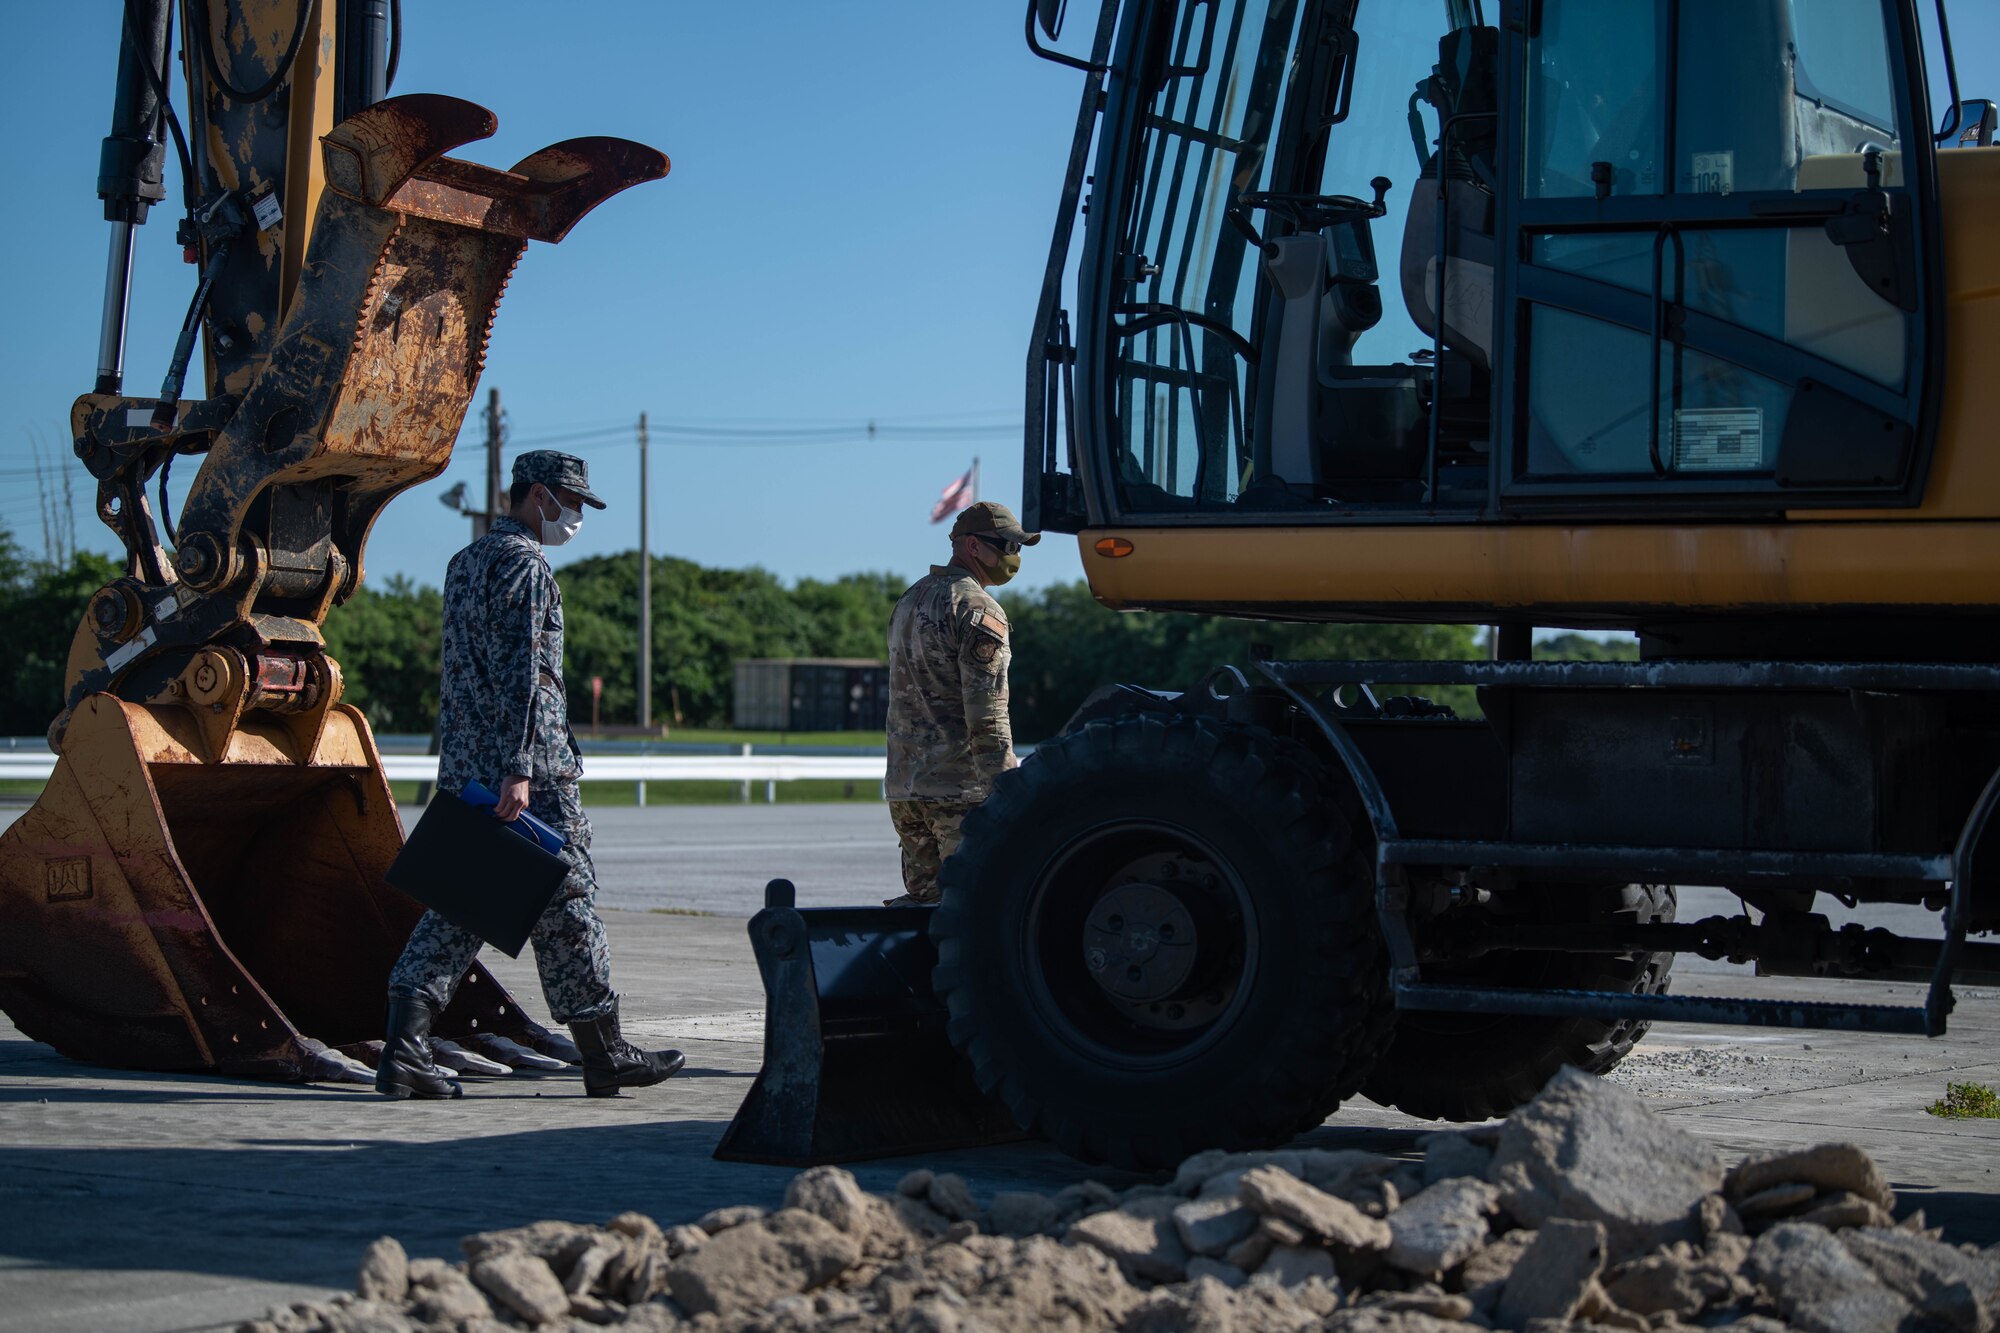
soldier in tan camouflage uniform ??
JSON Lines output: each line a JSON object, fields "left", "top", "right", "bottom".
{"left": 883, "top": 500, "right": 1040, "bottom": 905}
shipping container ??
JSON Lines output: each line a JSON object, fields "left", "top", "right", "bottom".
{"left": 732, "top": 659, "right": 889, "bottom": 732}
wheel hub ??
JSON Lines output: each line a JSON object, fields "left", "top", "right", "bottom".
{"left": 1083, "top": 881, "right": 1197, "bottom": 1003}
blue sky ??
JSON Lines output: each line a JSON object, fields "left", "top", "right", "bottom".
{"left": 2, "top": 3, "right": 1994, "bottom": 597}
{"left": 1, "top": 4, "right": 1093, "bottom": 591}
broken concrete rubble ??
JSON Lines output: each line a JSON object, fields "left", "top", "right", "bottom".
{"left": 1239, "top": 1164, "right": 1394, "bottom": 1250}
{"left": 1491, "top": 1065, "right": 1724, "bottom": 1260}
{"left": 1384, "top": 1177, "right": 1498, "bottom": 1275}
{"left": 1750, "top": 1221, "right": 1915, "bottom": 1333}
{"left": 1171, "top": 1193, "right": 1259, "bottom": 1256}
{"left": 1069, "top": 1195, "right": 1191, "bottom": 1284}
{"left": 237, "top": 1067, "right": 1987, "bottom": 1333}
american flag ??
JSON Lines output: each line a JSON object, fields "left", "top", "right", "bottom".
{"left": 929, "top": 459, "right": 978, "bottom": 523}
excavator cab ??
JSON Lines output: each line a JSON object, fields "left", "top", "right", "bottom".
{"left": 1030, "top": 0, "right": 1942, "bottom": 535}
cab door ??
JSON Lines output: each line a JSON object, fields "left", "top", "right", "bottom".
{"left": 1496, "top": 0, "right": 1942, "bottom": 511}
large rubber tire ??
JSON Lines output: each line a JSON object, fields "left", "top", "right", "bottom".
{"left": 1361, "top": 883, "right": 1676, "bottom": 1122}
{"left": 931, "top": 714, "right": 1391, "bottom": 1170}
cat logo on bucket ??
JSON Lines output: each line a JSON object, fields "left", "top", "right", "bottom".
{"left": 44, "top": 857, "right": 92, "bottom": 903}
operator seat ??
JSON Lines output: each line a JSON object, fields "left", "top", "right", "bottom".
{"left": 1400, "top": 27, "right": 1499, "bottom": 386}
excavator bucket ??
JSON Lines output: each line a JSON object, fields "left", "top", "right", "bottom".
{"left": 715, "top": 881, "right": 1024, "bottom": 1165}
{"left": 0, "top": 94, "right": 668, "bottom": 1080}
{"left": 0, "top": 696, "right": 558, "bottom": 1078}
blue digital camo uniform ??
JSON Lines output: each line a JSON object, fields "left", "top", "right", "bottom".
{"left": 386, "top": 513, "right": 617, "bottom": 1024}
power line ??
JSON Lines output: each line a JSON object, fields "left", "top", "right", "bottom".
{"left": 499, "top": 410, "right": 1022, "bottom": 452}
{"left": 645, "top": 408, "right": 1018, "bottom": 426}
{"left": 646, "top": 422, "right": 1016, "bottom": 438}
{"left": 552, "top": 424, "right": 1022, "bottom": 453}
{"left": 497, "top": 423, "right": 630, "bottom": 450}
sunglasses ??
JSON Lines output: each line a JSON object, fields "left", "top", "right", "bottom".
{"left": 975, "top": 533, "right": 1023, "bottom": 556}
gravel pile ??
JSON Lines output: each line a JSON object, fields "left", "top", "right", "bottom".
{"left": 1604, "top": 1046, "right": 1782, "bottom": 1096}
{"left": 239, "top": 1067, "right": 2000, "bottom": 1333}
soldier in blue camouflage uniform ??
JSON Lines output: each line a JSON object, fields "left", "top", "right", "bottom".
{"left": 377, "top": 451, "right": 684, "bottom": 1100}
{"left": 883, "top": 500, "right": 1039, "bottom": 905}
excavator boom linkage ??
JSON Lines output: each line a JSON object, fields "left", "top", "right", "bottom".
{"left": 0, "top": 95, "right": 666, "bottom": 1081}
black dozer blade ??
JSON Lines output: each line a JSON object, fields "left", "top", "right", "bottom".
{"left": 714, "top": 879, "right": 1025, "bottom": 1165}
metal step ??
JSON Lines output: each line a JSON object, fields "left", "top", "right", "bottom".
{"left": 1262, "top": 658, "right": 2000, "bottom": 692}
{"left": 1393, "top": 981, "right": 1935, "bottom": 1035}
{"left": 1379, "top": 839, "right": 1952, "bottom": 884}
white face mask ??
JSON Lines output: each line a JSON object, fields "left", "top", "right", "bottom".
{"left": 536, "top": 488, "right": 583, "bottom": 546}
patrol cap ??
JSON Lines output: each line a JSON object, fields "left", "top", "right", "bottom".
{"left": 512, "top": 450, "right": 606, "bottom": 509}
{"left": 949, "top": 500, "right": 1041, "bottom": 546}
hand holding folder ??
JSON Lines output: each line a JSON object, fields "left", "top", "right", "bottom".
{"left": 385, "top": 783, "right": 573, "bottom": 958}
{"left": 459, "top": 780, "right": 568, "bottom": 855}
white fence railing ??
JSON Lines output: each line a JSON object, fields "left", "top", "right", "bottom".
{"left": 0, "top": 750, "right": 887, "bottom": 804}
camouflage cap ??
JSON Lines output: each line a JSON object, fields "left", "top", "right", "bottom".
{"left": 512, "top": 450, "right": 606, "bottom": 509}
{"left": 949, "top": 500, "right": 1041, "bottom": 545}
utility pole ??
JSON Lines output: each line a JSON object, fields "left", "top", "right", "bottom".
{"left": 476, "top": 387, "right": 502, "bottom": 539}
{"left": 638, "top": 411, "right": 652, "bottom": 732}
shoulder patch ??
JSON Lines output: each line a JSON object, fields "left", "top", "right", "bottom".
{"left": 967, "top": 606, "right": 1009, "bottom": 639}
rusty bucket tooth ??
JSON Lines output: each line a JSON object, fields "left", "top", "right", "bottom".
{"left": 320, "top": 93, "right": 501, "bottom": 207}
{"left": 507, "top": 138, "right": 671, "bottom": 242}
{"left": 715, "top": 881, "right": 1024, "bottom": 1166}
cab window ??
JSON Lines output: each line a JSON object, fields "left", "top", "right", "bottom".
{"left": 1513, "top": 0, "right": 1920, "bottom": 495}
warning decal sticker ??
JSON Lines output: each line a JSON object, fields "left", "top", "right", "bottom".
{"left": 1673, "top": 407, "right": 1764, "bottom": 471}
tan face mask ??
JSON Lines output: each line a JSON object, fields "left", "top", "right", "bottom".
{"left": 966, "top": 537, "right": 1021, "bottom": 585}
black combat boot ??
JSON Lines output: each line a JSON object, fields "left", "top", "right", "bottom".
{"left": 374, "top": 995, "right": 463, "bottom": 1100}
{"left": 568, "top": 1000, "right": 685, "bottom": 1097}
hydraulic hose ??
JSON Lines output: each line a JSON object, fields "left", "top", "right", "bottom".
{"left": 193, "top": 0, "right": 312, "bottom": 104}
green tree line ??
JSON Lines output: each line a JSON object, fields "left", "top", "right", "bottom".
{"left": 0, "top": 529, "right": 122, "bottom": 738}
{"left": 7, "top": 526, "right": 1631, "bottom": 741}
{"left": 349, "top": 556, "right": 1489, "bottom": 740}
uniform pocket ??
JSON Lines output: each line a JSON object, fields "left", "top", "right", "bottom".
{"left": 529, "top": 682, "right": 583, "bottom": 782}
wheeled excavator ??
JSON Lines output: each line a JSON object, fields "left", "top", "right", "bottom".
{"left": 719, "top": 0, "right": 2000, "bottom": 1169}
{"left": 0, "top": 2, "right": 665, "bottom": 1080}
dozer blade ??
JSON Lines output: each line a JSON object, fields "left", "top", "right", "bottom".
{"left": 715, "top": 880, "right": 1024, "bottom": 1165}
{"left": 0, "top": 697, "right": 559, "bottom": 1079}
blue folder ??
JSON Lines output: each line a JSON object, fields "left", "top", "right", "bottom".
{"left": 385, "top": 785, "right": 571, "bottom": 957}
{"left": 459, "top": 780, "right": 568, "bottom": 856}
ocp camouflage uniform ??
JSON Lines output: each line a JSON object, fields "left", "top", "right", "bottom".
{"left": 386, "top": 514, "right": 616, "bottom": 1024}
{"left": 884, "top": 563, "right": 1017, "bottom": 900}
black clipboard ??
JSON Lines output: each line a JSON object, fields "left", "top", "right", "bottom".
{"left": 386, "top": 790, "right": 572, "bottom": 957}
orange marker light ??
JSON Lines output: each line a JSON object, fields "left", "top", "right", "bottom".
{"left": 1094, "top": 537, "right": 1135, "bottom": 558}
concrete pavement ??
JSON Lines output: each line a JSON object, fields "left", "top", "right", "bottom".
{"left": 0, "top": 803, "right": 1994, "bottom": 1332}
